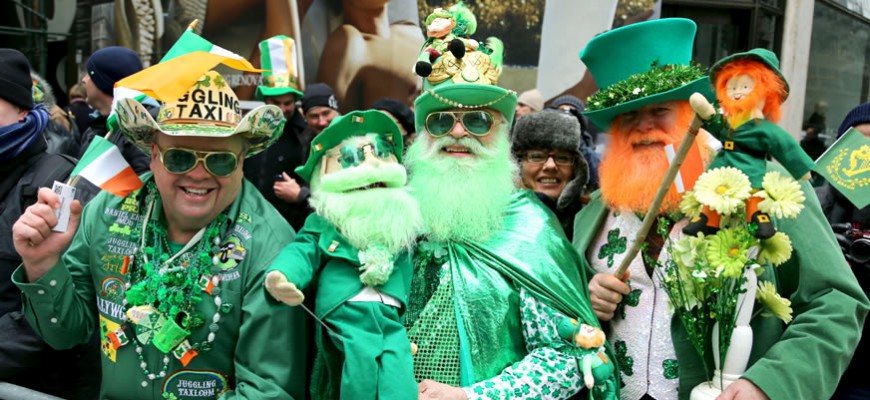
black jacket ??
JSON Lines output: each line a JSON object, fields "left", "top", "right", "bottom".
{"left": 0, "top": 137, "right": 101, "bottom": 399}
{"left": 78, "top": 114, "right": 151, "bottom": 174}
{"left": 243, "top": 111, "right": 313, "bottom": 231}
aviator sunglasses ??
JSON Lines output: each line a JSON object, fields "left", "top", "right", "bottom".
{"left": 156, "top": 144, "right": 241, "bottom": 177}
{"left": 425, "top": 110, "right": 495, "bottom": 137}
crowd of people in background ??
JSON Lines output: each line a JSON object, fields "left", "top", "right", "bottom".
{"left": 1, "top": 14, "right": 869, "bottom": 400}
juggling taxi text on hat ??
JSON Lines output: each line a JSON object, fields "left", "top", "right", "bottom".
{"left": 116, "top": 70, "right": 285, "bottom": 157}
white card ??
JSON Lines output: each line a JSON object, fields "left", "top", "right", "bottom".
{"left": 51, "top": 181, "right": 76, "bottom": 233}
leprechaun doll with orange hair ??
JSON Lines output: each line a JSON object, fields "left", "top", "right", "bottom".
{"left": 683, "top": 48, "right": 814, "bottom": 238}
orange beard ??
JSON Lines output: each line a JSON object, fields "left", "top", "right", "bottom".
{"left": 599, "top": 102, "right": 702, "bottom": 214}
{"left": 717, "top": 86, "right": 767, "bottom": 128}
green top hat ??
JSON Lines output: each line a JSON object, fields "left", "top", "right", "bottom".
{"left": 256, "top": 35, "right": 304, "bottom": 100}
{"left": 580, "top": 18, "right": 714, "bottom": 131}
{"left": 709, "top": 48, "right": 789, "bottom": 99}
{"left": 295, "top": 110, "right": 404, "bottom": 183}
{"left": 413, "top": 39, "right": 517, "bottom": 132}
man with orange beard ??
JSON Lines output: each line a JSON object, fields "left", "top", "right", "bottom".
{"left": 572, "top": 18, "right": 868, "bottom": 400}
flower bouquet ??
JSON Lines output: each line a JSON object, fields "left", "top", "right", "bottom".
{"left": 652, "top": 166, "right": 804, "bottom": 399}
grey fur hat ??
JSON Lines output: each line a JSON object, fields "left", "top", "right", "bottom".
{"left": 511, "top": 109, "right": 589, "bottom": 211}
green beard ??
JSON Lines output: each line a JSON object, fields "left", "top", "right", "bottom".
{"left": 404, "top": 129, "right": 517, "bottom": 242}
{"left": 310, "top": 162, "right": 423, "bottom": 254}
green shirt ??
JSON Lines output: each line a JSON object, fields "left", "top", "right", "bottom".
{"left": 14, "top": 175, "right": 308, "bottom": 400}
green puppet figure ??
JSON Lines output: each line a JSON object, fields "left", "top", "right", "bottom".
{"left": 684, "top": 49, "right": 814, "bottom": 239}
{"left": 264, "top": 110, "right": 423, "bottom": 399}
{"left": 414, "top": 2, "right": 480, "bottom": 77}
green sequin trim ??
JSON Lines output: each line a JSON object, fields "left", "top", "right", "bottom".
{"left": 586, "top": 62, "right": 706, "bottom": 111}
{"left": 663, "top": 359, "right": 679, "bottom": 380}
{"left": 615, "top": 340, "right": 634, "bottom": 377}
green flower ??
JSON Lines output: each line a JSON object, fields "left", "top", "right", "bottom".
{"left": 672, "top": 234, "right": 707, "bottom": 270}
{"left": 758, "top": 232, "right": 793, "bottom": 266}
{"left": 679, "top": 190, "right": 703, "bottom": 218}
{"left": 693, "top": 167, "right": 752, "bottom": 215}
{"left": 758, "top": 171, "right": 805, "bottom": 219}
{"left": 705, "top": 228, "right": 750, "bottom": 278}
{"left": 756, "top": 280, "right": 793, "bottom": 323}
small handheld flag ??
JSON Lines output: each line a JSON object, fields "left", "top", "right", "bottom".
{"left": 813, "top": 127, "right": 870, "bottom": 208}
{"left": 70, "top": 136, "right": 143, "bottom": 197}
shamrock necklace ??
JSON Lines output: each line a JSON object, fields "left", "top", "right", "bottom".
{"left": 120, "top": 181, "right": 232, "bottom": 387}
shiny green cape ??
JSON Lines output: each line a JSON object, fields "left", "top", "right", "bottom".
{"left": 443, "top": 190, "right": 620, "bottom": 391}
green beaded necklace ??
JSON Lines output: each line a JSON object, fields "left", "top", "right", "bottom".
{"left": 121, "top": 181, "right": 232, "bottom": 387}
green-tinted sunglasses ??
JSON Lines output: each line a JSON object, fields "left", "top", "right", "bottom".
{"left": 425, "top": 110, "right": 494, "bottom": 137}
{"left": 156, "top": 145, "right": 240, "bottom": 177}
{"left": 332, "top": 136, "right": 395, "bottom": 169}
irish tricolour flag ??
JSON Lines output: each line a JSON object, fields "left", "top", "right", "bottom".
{"left": 116, "top": 20, "right": 262, "bottom": 103}
{"left": 71, "top": 136, "right": 142, "bottom": 197}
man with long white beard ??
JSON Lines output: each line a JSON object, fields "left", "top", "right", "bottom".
{"left": 573, "top": 18, "right": 868, "bottom": 400}
{"left": 263, "top": 110, "right": 422, "bottom": 400}
{"left": 403, "top": 31, "right": 619, "bottom": 400}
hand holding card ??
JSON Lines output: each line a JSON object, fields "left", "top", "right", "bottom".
{"left": 12, "top": 187, "right": 83, "bottom": 282}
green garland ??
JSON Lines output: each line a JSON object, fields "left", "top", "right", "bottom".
{"left": 586, "top": 62, "right": 706, "bottom": 111}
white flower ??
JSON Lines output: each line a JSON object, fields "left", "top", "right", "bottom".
{"left": 693, "top": 167, "right": 752, "bottom": 215}
{"left": 632, "top": 87, "right": 642, "bottom": 95}
{"left": 758, "top": 171, "right": 805, "bottom": 219}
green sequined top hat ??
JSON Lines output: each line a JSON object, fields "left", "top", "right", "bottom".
{"left": 580, "top": 18, "right": 714, "bottom": 131}
{"left": 256, "top": 35, "right": 304, "bottom": 100}
{"left": 295, "top": 110, "right": 403, "bottom": 183}
{"left": 413, "top": 40, "right": 517, "bottom": 132}
{"left": 115, "top": 70, "right": 285, "bottom": 158}
{"left": 709, "top": 48, "right": 789, "bottom": 99}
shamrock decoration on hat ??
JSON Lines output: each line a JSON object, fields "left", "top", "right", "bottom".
{"left": 256, "top": 35, "right": 304, "bottom": 100}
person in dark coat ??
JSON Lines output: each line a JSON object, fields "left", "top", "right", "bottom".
{"left": 76, "top": 46, "right": 150, "bottom": 174}
{"left": 0, "top": 48, "right": 100, "bottom": 400}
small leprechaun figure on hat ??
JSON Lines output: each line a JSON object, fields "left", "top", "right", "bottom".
{"left": 414, "top": 2, "right": 480, "bottom": 77}
{"left": 683, "top": 48, "right": 814, "bottom": 239}
{"left": 264, "top": 110, "right": 422, "bottom": 400}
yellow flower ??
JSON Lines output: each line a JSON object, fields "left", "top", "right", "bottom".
{"left": 693, "top": 167, "right": 752, "bottom": 215}
{"left": 758, "top": 232, "right": 793, "bottom": 266}
{"left": 756, "top": 280, "right": 793, "bottom": 323}
{"left": 680, "top": 190, "right": 703, "bottom": 218}
{"left": 758, "top": 171, "right": 805, "bottom": 219}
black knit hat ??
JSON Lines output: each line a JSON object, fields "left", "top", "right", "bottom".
{"left": 372, "top": 98, "right": 415, "bottom": 134}
{"left": 86, "top": 46, "right": 143, "bottom": 95}
{"left": 547, "top": 95, "right": 589, "bottom": 134}
{"left": 511, "top": 109, "right": 589, "bottom": 210}
{"left": 837, "top": 103, "right": 870, "bottom": 138}
{"left": 0, "top": 49, "right": 34, "bottom": 110}
{"left": 301, "top": 83, "right": 339, "bottom": 114}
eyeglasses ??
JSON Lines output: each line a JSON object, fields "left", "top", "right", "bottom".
{"left": 524, "top": 150, "right": 575, "bottom": 166}
{"left": 425, "top": 110, "right": 494, "bottom": 137}
{"left": 155, "top": 145, "right": 241, "bottom": 177}
{"left": 329, "top": 136, "right": 395, "bottom": 169}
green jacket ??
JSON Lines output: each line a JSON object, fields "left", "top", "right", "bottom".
{"left": 705, "top": 116, "right": 814, "bottom": 187}
{"left": 268, "top": 213, "right": 412, "bottom": 318}
{"left": 572, "top": 165, "right": 869, "bottom": 400}
{"left": 13, "top": 175, "right": 308, "bottom": 400}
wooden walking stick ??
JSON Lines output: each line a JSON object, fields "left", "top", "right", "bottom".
{"left": 613, "top": 114, "right": 703, "bottom": 280}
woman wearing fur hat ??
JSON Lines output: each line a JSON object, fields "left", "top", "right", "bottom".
{"left": 512, "top": 109, "right": 589, "bottom": 240}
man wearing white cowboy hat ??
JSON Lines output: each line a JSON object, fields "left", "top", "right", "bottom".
{"left": 11, "top": 69, "right": 308, "bottom": 399}
{"left": 244, "top": 35, "right": 313, "bottom": 231}
{"left": 404, "top": 11, "right": 619, "bottom": 399}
